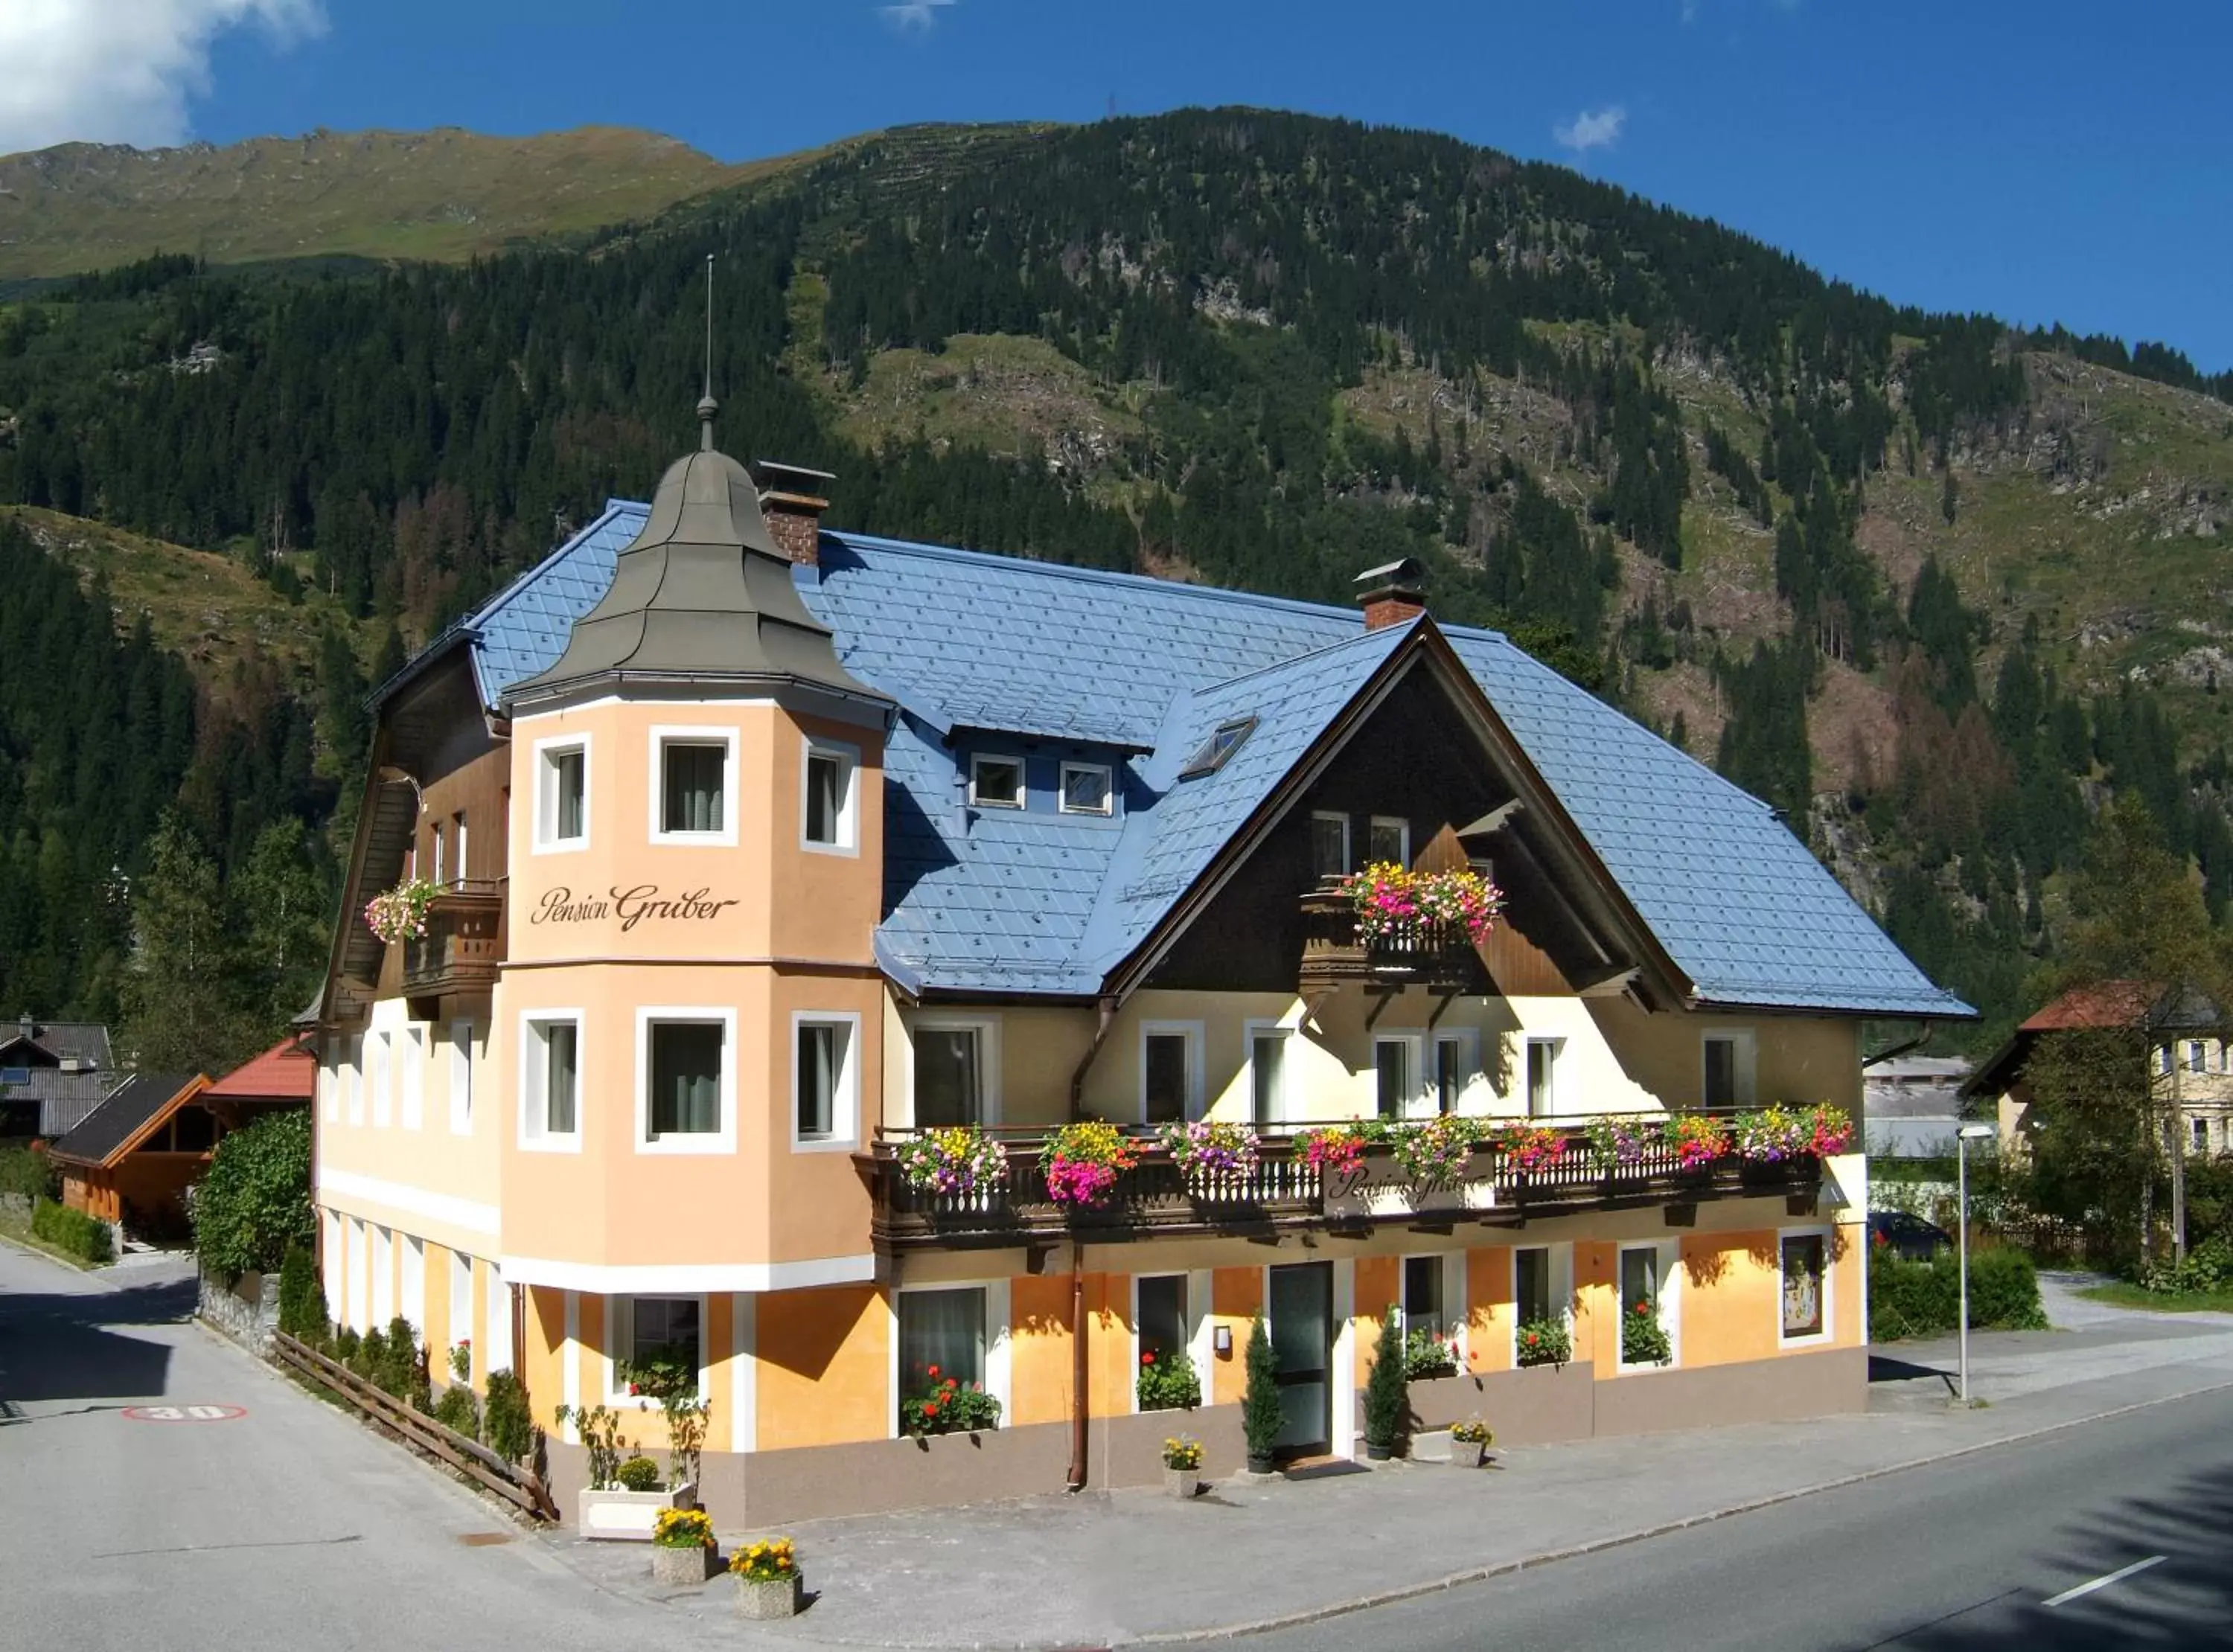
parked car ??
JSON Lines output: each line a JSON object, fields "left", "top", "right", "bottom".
{"left": 1869, "top": 1210, "right": 1954, "bottom": 1261}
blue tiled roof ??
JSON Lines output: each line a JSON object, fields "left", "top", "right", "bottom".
{"left": 464, "top": 505, "right": 1970, "bottom": 1019}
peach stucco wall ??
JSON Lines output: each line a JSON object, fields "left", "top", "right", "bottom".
{"left": 757, "top": 1284, "right": 887, "bottom": 1449}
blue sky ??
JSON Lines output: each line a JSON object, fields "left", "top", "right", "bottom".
{"left": 10, "top": 1, "right": 2229, "bottom": 370}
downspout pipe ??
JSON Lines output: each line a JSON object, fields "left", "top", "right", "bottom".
{"left": 1066, "top": 993, "right": 1121, "bottom": 1493}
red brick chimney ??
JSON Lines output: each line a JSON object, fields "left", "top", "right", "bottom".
{"left": 754, "top": 460, "right": 834, "bottom": 568}
{"left": 1356, "top": 557, "right": 1428, "bottom": 630}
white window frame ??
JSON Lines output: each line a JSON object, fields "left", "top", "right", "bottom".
{"left": 448, "top": 1249, "right": 473, "bottom": 1363}
{"left": 430, "top": 821, "right": 447, "bottom": 888}
{"left": 449, "top": 1019, "right": 474, "bottom": 1136}
{"left": 1058, "top": 761, "right": 1114, "bottom": 817}
{"left": 1129, "top": 1272, "right": 1206, "bottom": 1415}
{"left": 1510, "top": 1242, "right": 1574, "bottom": 1366}
{"left": 1702, "top": 1031, "right": 1758, "bottom": 1108}
{"left": 1139, "top": 1020, "right": 1207, "bottom": 1124}
{"left": 453, "top": 812, "right": 469, "bottom": 884}
{"left": 800, "top": 734, "right": 861, "bottom": 855}
{"left": 968, "top": 752, "right": 1026, "bottom": 810}
{"left": 1367, "top": 814, "right": 1411, "bottom": 868}
{"left": 345, "top": 1034, "right": 363, "bottom": 1126}
{"left": 1245, "top": 1020, "right": 1294, "bottom": 1128}
{"left": 518, "top": 1011, "right": 585, "bottom": 1153}
{"left": 1524, "top": 1036, "right": 1562, "bottom": 1118}
{"left": 635, "top": 1006, "right": 738, "bottom": 1156}
{"left": 791, "top": 1011, "right": 863, "bottom": 1152}
{"left": 370, "top": 1031, "right": 392, "bottom": 1128}
{"left": 1309, "top": 810, "right": 1352, "bottom": 878}
{"left": 605, "top": 1293, "right": 711, "bottom": 1405}
{"left": 1399, "top": 1250, "right": 1467, "bottom": 1367}
{"left": 889, "top": 1278, "right": 1012, "bottom": 1441}
{"left": 649, "top": 725, "right": 740, "bottom": 847}
{"left": 1777, "top": 1225, "right": 1835, "bottom": 1348}
{"left": 1432, "top": 1029, "right": 1480, "bottom": 1115}
{"left": 909, "top": 1014, "right": 1002, "bottom": 1128}
{"left": 533, "top": 732, "right": 592, "bottom": 854}
{"left": 1374, "top": 1031, "right": 1428, "bottom": 1118}
{"left": 1614, "top": 1240, "right": 1681, "bottom": 1371}
{"left": 400, "top": 1025, "right": 424, "bottom": 1130}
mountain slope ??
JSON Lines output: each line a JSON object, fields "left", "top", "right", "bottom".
{"left": 0, "top": 126, "right": 820, "bottom": 277}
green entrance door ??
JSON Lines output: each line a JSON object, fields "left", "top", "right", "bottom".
{"left": 1268, "top": 1261, "right": 1333, "bottom": 1459}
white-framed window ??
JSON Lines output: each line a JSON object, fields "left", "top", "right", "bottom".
{"left": 608, "top": 1295, "right": 706, "bottom": 1403}
{"left": 1245, "top": 1021, "right": 1293, "bottom": 1127}
{"left": 650, "top": 726, "right": 738, "bottom": 845}
{"left": 793, "top": 1011, "right": 862, "bottom": 1150}
{"left": 534, "top": 734, "right": 590, "bottom": 852}
{"left": 519, "top": 1012, "right": 584, "bottom": 1150}
{"left": 400, "top": 1025, "right": 424, "bottom": 1130}
{"left": 430, "top": 822, "right": 447, "bottom": 888}
{"left": 1617, "top": 1241, "right": 1679, "bottom": 1370}
{"left": 1433, "top": 1031, "right": 1478, "bottom": 1115}
{"left": 1310, "top": 810, "right": 1351, "bottom": 880}
{"left": 912, "top": 1016, "right": 1000, "bottom": 1127}
{"left": 892, "top": 1279, "right": 1011, "bottom": 1438}
{"left": 636, "top": 1009, "right": 736, "bottom": 1153}
{"left": 1778, "top": 1228, "right": 1832, "bottom": 1345}
{"left": 2188, "top": 1040, "right": 2208, "bottom": 1075}
{"left": 1703, "top": 1031, "right": 1757, "bottom": 1108}
{"left": 802, "top": 735, "right": 860, "bottom": 854}
{"left": 1512, "top": 1243, "right": 1574, "bottom": 1364}
{"left": 449, "top": 1019, "right": 474, "bottom": 1135}
{"left": 1525, "top": 1037, "right": 1561, "bottom": 1118}
{"left": 1367, "top": 815, "right": 1410, "bottom": 868}
{"left": 345, "top": 1034, "right": 363, "bottom": 1125}
{"left": 1132, "top": 1272, "right": 1201, "bottom": 1413}
{"left": 1140, "top": 1021, "right": 1205, "bottom": 1124}
{"left": 969, "top": 753, "right": 1025, "bottom": 810}
{"left": 453, "top": 812, "right": 469, "bottom": 883}
{"left": 1401, "top": 1252, "right": 1465, "bottom": 1365}
{"left": 370, "top": 1031, "right": 393, "bottom": 1127}
{"left": 448, "top": 1249, "right": 472, "bottom": 1364}
{"left": 1376, "top": 1034, "right": 1424, "bottom": 1119}
{"left": 1059, "top": 761, "right": 1114, "bottom": 817}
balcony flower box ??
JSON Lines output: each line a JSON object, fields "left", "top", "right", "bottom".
{"left": 1041, "top": 1121, "right": 1140, "bottom": 1208}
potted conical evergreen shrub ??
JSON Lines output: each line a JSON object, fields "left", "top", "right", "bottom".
{"left": 1361, "top": 1308, "right": 1408, "bottom": 1461}
{"left": 1242, "top": 1316, "right": 1282, "bottom": 1473}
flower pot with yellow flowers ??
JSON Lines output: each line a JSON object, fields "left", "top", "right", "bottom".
{"left": 731, "top": 1535, "right": 802, "bottom": 1619}
{"left": 1162, "top": 1434, "right": 1203, "bottom": 1499}
{"left": 649, "top": 1508, "right": 715, "bottom": 1586}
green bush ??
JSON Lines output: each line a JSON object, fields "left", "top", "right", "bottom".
{"left": 1136, "top": 1349, "right": 1201, "bottom": 1411}
{"left": 431, "top": 1384, "right": 480, "bottom": 1437}
{"left": 616, "top": 1455, "right": 662, "bottom": 1491}
{"left": 377, "top": 1316, "right": 429, "bottom": 1409}
{"left": 1870, "top": 1246, "right": 2048, "bottom": 1340}
{"left": 351, "top": 1327, "right": 386, "bottom": 1383}
{"left": 275, "top": 1242, "right": 328, "bottom": 1339}
{"left": 1242, "top": 1316, "right": 1282, "bottom": 1467}
{"left": 483, "top": 1368, "right": 534, "bottom": 1463}
{"left": 332, "top": 1325, "right": 361, "bottom": 1362}
{"left": 191, "top": 1110, "right": 312, "bottom": 1281}
{"left": 1361, "top": 1310, "right": 1409, "bottom": 1453}
{"left": 31, "top": 1197, "right": 114, "bottom": 1264}
{"left": 2137, "top": 1235, "right": 2233, "bottom": 1295}
{"left": 0, "top": 1146, "right": 57, "bottom": 1203}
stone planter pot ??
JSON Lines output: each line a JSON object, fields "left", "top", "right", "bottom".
{"left": 1410, "top": 1428, "right": 1454, "bottom": 1464}
{"left": 1163, "top": 1466, "right": 1199, "bottom": 1499}
{"left": 578, "top": 1480, "right": 699, "bottom": 1541}
{"left": 735, "top": 1573, "right": 803, "bottom": 1620}
{"left": 651, "top": 1543, "right": 713, "bottom": 1586}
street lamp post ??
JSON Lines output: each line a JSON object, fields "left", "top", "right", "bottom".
{"left": 1957, "top": 1123, "right": 1995, "bottom": 1406}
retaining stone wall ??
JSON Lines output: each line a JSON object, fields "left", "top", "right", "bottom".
{"left": 199, "top": 1267, "right": 281, "bottom": 1355}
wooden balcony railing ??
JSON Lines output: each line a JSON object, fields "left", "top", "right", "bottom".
{"left": 857, "top": 1115, "right": 1825, "bottom": 1251}
{"left": 400, "top": 880, "right": 504, "bottom": 1008}
{"left": 1297, "top": 886, "right": 1486, "bottom": 995}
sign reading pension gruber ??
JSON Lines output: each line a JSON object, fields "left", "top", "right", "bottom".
{"left": 1320, "top": 1153, "right": 1498, "bottom": 1223}
{"left": 530, "top": 885, "right": 741, "bottom": 933}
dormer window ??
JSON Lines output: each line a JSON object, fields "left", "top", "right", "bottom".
{"left": 1059, "top": 761, "right": 1113, "bottom": 816}
{"left": 651, "top": 727, "right": 738, "bottom": 845}
{"left": 1180, "top": 716, "right": 1256, "bottom": 779}
{"left": 970, "top": 754, "right": 1025, "bottom": 810}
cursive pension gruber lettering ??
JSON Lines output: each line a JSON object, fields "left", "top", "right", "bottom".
{"left": 531, "top": 884, "right": 741, "bottom": 931}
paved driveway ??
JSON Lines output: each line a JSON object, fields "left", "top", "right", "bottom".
{"left": 0, "top": 1243, "right": 688, "bottom": 1652}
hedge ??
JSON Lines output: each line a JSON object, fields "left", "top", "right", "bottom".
{"left": 0, "top": 1146, "right": 57, "bottom": 1203}
{"left": 31, "top": 1197, "right": 115, "bottom": 1264}
{"left": 1871, "top": 1246, "right": 2048, "bottom": 1341}
{"left": 191, "top": 1110, "right": 312, "bottom": 1281}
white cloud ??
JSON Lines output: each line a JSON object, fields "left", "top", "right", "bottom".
{"left": 878, "top": 0, "right": 956, "bottom": 31}
{"left": 0, "top": 0, "right": 323, "bottom": 156}
{"left": 1553, "top": 105, "right": 1627, "bottom": 155}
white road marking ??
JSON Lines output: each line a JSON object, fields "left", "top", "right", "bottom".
{"left": 2042, "top": 1554, "right": 2168, "bottom": 1608}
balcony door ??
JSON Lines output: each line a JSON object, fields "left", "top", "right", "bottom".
{"left": 1268, "top": 1261, "right": 1333, "bottom": 1459}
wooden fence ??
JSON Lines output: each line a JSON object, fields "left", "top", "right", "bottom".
{"left": 271, "top": 1331, "right": 558, "bottom": 1521}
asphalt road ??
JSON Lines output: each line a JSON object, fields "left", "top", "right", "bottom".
{"left": 1243, "top": 1380, "right": 2233, "bottom": 1651}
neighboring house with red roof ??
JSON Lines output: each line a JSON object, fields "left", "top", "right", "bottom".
{"left": 47, "top": 1035, "right": 315, "bottom": 1241}
{"left": 1963, "top": 982, "right": 2233, "bottom": 1159}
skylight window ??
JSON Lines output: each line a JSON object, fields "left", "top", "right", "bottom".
{"left": 1180, "top": 717, "right": 1256, "bottom": 780}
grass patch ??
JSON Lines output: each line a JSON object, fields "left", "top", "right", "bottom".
{"left": 0, "top": 1206, "right": 106, "bottom": 1271}
{"left": 2077, "top": 1281, "right": 2233, "bottom": 1314}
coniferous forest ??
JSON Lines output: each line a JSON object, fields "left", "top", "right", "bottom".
{"left": 2, "top": 109, "right": 2231, "bottom": 1066}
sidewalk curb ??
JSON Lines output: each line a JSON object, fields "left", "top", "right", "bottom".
{"left": 734, "top": 1371, "right": 2233, "bottom": 1650}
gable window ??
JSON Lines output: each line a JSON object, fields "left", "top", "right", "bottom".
{"left": 1367, "top": 816, "right": 1410, "bottom": 868}
{"left": 660, "top": 740, "right": 728, "bottom": 836}
{"left": 521, "top": 1015, "right": 581, "bottom": 1147}
{"left": 1780, "top": 1233, "right": 1827, "bottom": 1342}
{"left": 794, "top": 1014, "right": 860, "bottom": 1148}
{"left": 1248, "top": 1025, "right": 1291, "bottom": 1127}
{"left": 643, "top": 1015, "right": 729, "bottom": 1147}
{"left": 1059, "top": 761, "right": 1114, "bottom": 817}
{"left": 970, "top": 754, "right": 1025, "bottom": 810}
{"left": 803, "top": 737, "right": 859, "bottom": 852}
{"left": 537, "top": 738, "right": 589, "bottom": 850}
{"left": 1180, "top": 716, "right": 1256, "bottom": 779}
{"left": 611, "top": 1296, "right": 703, "bottom": 1401}
{"left": 1375, "top": 1036, "right": 1416, "bottom": 1119}
{"left": 1310, "top": 811, "right": 1351, "bottom": 880}
{"left": 916, "top": 1019, "right": 996, "bottom": 1127}
{"left": 1526, "top": 1038, "right": 1559, "bottom": 1118}
{"left": 1702, "top": 1032, "right": 1756, "bottom": 1108}
{"left": 1141, "top": 1024, "right": 1201, "bottom": 1124}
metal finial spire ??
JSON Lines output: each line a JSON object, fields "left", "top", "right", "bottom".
{"left": 697, "top": 252, "right": 718, "bottom": 450}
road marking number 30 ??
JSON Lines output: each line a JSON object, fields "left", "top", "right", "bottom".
{"left": 121, "top": 1403, "right": 247, "bottom": 1422}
